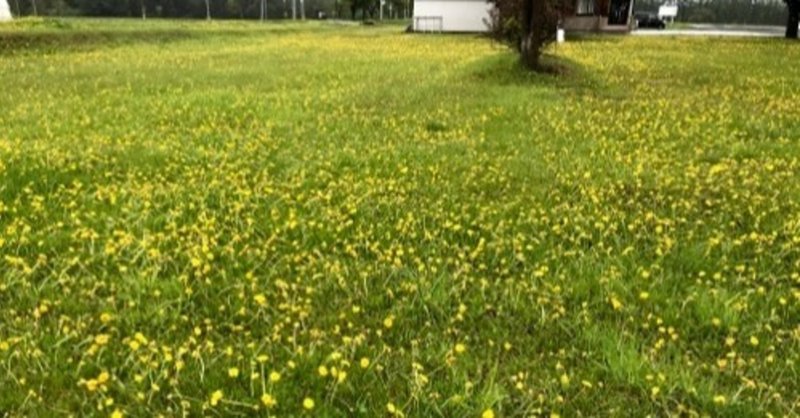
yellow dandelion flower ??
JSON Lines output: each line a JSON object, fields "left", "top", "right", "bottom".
{"left": 261, "top": 393, "right": 277, "bottom": 408}
{"left": 383, "top": 315, "right": 394, "bottom": 329}
{"left": 482, "top": 409, "right": 495, "bottom": 418}
{"left": 269, "top": 371, "right": 281, "bottom": 382}
{"left": 359, "top": 357, "right": 370, "bottom": 368}
{"left": 303, "top": 397, "right": 315, "bottom": 410}
{"left": 85, "top": 379, "right": 99, "bottom": 392}
{"left": 228, "top": 367, "right": 239, "bottom": 378}
{"left": 455, "top": 343, "right": 466, "bottom": 354}
{"left": 210, "top": 390, "right": 223, "bottom": 406}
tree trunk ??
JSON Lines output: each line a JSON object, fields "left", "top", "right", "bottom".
{"left": 141, "top": 0, "right": 146, "bottom": 19}
{"left": 519, "top": 0, "right": 548, "bottom": 69}
{"left": 788, "top": 0, "right": 799, "bottom": 39}
{"left": 204, "top": 0, "right": 211, "bottom": 20}
{"left": 30, "top": 0, "right": 37, "bottom": 16}
{"left": 519, "top": 0, "right": 538, "bottom": 69}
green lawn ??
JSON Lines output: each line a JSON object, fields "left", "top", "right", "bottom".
{"left": 1, "top": 18, "right": 800, "bottom": 417}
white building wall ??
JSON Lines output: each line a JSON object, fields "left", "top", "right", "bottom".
{"left": 0, "top": 0, "right": 12, "bottom": 21}
{"left": 413, "top": 1, "right": 492, "bottom": 32}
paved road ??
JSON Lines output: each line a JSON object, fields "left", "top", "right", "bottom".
{"left": 633, "top": 24, "right": 785, "bottom": 38}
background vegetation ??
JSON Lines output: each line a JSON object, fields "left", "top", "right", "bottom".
{"left": 5, "top": 0, "right": 413, "bottom": 20}
{"left": 4, "top": 0, "right": 792, "bottom": 26}
{"left": 634, "top": 0, "right": 788, "bottom": 26}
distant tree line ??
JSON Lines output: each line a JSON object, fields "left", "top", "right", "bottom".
{"left": 634, "top": 0, "right": 788, "bottom": 25}
{"left": 6, "top": 0, "right": 413, "bottom": 20}
{"left": 7, "top": 0, "right": 788, "bottom": 25}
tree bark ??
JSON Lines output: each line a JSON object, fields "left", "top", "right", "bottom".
{"left": 204, "top": 0, "right": 211, "bottom": 20}
{"left": 788, "top": 0, "right": 799, "bottom": 39}
{"left": 520, "top": 0, "right": 546, "bottom": 69}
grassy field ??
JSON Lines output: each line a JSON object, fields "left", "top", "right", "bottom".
{"left": 1, "top": 18, "right": 800, "bottom": 417}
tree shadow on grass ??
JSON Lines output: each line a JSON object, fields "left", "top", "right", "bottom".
{"left": 0, "top": 18, "right": 280, "bottom": 55}
{"left": 0, "top": 29, "right": 196, "bottom": 54}
{"left": 564, "top": 32, "right": 628, "bottom": 44}
{"left": 465, "top": 50, "right": 610, "bottom": 96}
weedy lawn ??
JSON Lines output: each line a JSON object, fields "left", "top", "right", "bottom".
{"left": 1, "top": 18, "right": 800, "bottom": 417}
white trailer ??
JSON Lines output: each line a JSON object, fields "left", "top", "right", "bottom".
{"left": 413, "top": 0, "right": 493, "bottom": 32}
{"left": 0, "top": 0, "right": 12, "bottom": 21}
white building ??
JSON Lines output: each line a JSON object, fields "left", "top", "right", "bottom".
{"left": 0, "top": 0, "right": 12, "bottom": 21}
{"left": 413, "top": 0, "right": 635, "bottom": 33}
{"left": 566, "top": 0, "right": 635, "bottom": 32}
{"left": 413, "top": 0, "right": 493, "bottom": 32}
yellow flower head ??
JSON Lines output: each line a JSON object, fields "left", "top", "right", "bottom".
{"left": 261, "top": 393, "right": 276, "bottom": 408}
{"left": 210, "top": 390, "right": 223, "bottom": 406}
{"left": 303, "top": 397, "right": 315, "bottom": 410}
{"left": 383, "top": 315, "right": 394, "bottom": 329}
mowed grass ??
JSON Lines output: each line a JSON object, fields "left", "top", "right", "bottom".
{"left": 1, "top": 18, "right": 800, "bottom": 417}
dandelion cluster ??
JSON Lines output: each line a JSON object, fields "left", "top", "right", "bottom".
{"left": 0, "top": 20, "right": 799, "bottom": 416}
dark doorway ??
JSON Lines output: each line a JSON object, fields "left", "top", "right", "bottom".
{"left": 608, "top": 0, "right": 630, "bottom": 25}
